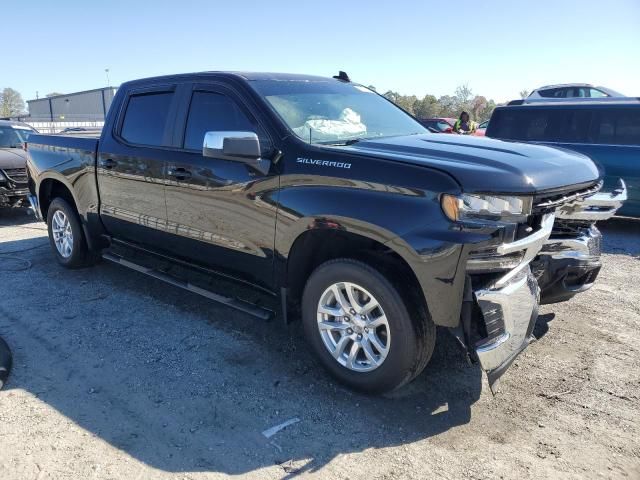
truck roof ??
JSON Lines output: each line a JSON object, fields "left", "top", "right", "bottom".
{"left": 121, "top": 71, "right": 336, "bottom": 88}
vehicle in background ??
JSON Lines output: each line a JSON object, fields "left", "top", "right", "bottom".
{"left": 474, "top": 120, "right": 489, "bottom": 136}
{"left": 418, "top": 117, "right": 455, "bottom": 133}
{"left": 0, "top": 120, "right": 37, "bottom": 207}
{"left": 58, "top": 127, "right": 103, "bottom": 135}
{"left": 26, "top": 71, "right": 623, "bottom": 394}
{"left": 528, "top": 84, "right": 625, "bottom": 100}
{"left": 486, "top": 101, "right": 638, "bottom": 217}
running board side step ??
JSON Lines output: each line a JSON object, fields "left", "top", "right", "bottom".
{"left": 102, "top": 252, "right": 274, "bottom": 321}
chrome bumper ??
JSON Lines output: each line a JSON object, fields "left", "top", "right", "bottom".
{"left": 556, "top": 179, "right": 627, "bottom": 221}
{"left": 474, "top": 267, "right": 539, "bottom": 388}
{"left": 27, "top": 194, "right": 43, "bottom": 221}
{"left": 468, "top": 214, "right": 554, "bottom": 392}
{"left": 540, "top": 225, "right": 602, "bottom": 262}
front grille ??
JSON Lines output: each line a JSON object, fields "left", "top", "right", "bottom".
{"left": 2, "top": 168, "right": 27, "bottom": 184}
{"left": 532, "top": 181, "right": 602, "bottom": 214}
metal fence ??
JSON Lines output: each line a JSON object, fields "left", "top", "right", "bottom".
{"left": 25, "top": 121, "right": 104, "bottom": 134}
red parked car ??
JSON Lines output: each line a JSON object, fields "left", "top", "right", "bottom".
{"left": 419, "top": 117, "right": 456, "bottom": 133}
{"left": 474, "top": 120, "right": 489, "bottom": 136}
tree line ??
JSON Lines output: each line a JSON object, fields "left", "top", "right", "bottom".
{"left": 2, "top": 83, "right": 504, "bottom": 122}
{"left": 378, "top": 84, "right": 500, "bottom": 122}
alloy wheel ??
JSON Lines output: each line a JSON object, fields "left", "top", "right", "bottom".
{"left": 316, "top": 282, "right": 391, "bottom": 372}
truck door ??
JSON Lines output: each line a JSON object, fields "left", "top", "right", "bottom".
{"left": 97, "top": 86, "right": 178, "bottom": 246}
{"left": 162, "top": 84, "right": 279, "bottom": 290}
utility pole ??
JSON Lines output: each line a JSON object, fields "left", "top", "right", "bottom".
{"left": 105, "top": 68, "right": 111, "bottom": 88}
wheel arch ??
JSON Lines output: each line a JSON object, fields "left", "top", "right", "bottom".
{"left": 282, "top": 220, "right": 432, "bottom": 335}
{"left": 38, "top": 175, "right": 79, "bottom": 220}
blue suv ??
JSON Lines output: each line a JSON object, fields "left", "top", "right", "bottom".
{"left": 487, "top": 100, "right": 639, "bottom": 217}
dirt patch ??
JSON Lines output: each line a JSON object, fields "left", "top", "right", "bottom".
{"left": 0, "top": 208, "right": 639, "bottom": 479}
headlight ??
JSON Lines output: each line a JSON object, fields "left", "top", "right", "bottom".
{"left": 441, "top": 193, "right": 532, "bottom": 222}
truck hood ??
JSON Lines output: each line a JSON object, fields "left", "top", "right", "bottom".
{"left": 0, "top": 148, "right": 28, "bottom": 169}
{"left": 342, "top": 134, "right": 600, "bottom": 194}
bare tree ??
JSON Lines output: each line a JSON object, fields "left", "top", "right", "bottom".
{"left": 0, "top": 88, "right": 26, "bottom": 117}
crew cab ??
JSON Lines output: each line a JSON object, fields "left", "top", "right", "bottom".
{"left": 26, "top": 72, "right": 624, "bottom": 393}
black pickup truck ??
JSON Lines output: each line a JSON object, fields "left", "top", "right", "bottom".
{"left": 26, "top": 72, "right": 624, "bottom": 393}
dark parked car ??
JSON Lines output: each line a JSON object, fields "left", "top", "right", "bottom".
{"left": 26, "top": 72, "right": 623, "bottom": 393}
{"left": 487, "top": 100, "right": 638, "bottom": 217}
{"left": 0, "top": 120, "right": 37, "bottom": 207}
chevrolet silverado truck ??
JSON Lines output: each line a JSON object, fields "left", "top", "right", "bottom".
{"left": 25, "top": 72, "right": 625, "bottom": 393}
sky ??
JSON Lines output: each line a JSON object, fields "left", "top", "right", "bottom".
{"left": 4, "top": 0, "right": 640, "bottom": 105}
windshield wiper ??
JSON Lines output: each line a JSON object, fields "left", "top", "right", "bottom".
{"left": 320, "top": 138, "right": 364, "bottom": 146}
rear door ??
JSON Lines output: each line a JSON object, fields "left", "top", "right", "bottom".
{"left": 97, "top": 85, "right": 179, "bottom": 246}
{"left": 162, "top": 82, "right": 280, "bottom": 289}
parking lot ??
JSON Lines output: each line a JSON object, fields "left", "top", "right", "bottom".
{"left": 0, "top": 207, "right": 638, "bottom": 479}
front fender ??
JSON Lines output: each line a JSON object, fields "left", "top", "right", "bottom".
{"left": 274, "top": 170, "right": 494, "bottom": 328}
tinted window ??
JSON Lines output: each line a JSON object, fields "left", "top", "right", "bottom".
{"left": 538, "top": 88, "right": 565, "bottom": 98}
{"left": 121, "top": 92, "right": 173, "bottom": 146}
{"left": 489, "top": 109, "right": 566, "bottom": 141}
{"left": 558, "top": 110, "right": 592, "bottom": 143}
{"left": 183, "top": 92, "right": 255, "bottom": 150}
{"left": 593, "top": 108, "right": 640, "bottom": 145}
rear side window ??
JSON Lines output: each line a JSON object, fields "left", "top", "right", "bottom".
{"left": 121, "top": 92, "right": 174, "bottom": 146}
{"left": 593, "top": 108, "right": 640, "bottom": 145}
{"left": 183, "top": 91, "right": 255, "bottom": 150}
{"left": 538, "top": 88, "right": 565, "bottom": 98}
{"left": 489, "top": 109, "right": 565, "bottom": 141}
{"left": 557, "top": 110, "right": 592, "bottom": 143}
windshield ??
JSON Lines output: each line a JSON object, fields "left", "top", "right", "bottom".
{"left": 0, "top": 126, "right": 35, "bottom": 147}
{"left": 250, "top": 80, "right": 427, "bottom": 144}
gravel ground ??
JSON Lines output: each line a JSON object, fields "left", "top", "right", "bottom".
{"left": 0, "top": 207, "right": 638, "bottom": 479}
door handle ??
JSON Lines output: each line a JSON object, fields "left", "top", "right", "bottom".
{"left": 167, "top": 167, "right": 192, "bottom": 180}
{"left": 100, "top": 158, "right": 117, "bottom": 169}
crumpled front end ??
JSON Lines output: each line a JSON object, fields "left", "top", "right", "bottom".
{"left": 0, "top": 167, "right": 29, "bottom": 207}
{"left": 457, "top": 180, "right": 626, "bottom": 392}
{"left": 533, "top": 179, "right": 627, "bottom": 304}
{"left": 460, "top": 214, "right": 555, "bottom": 392}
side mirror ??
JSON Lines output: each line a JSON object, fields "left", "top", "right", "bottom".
{"left": 203, "top": 131, "right": 270, "bottom": 175}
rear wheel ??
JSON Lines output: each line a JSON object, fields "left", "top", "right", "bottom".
{"left": 302, "top": 258, "right": 435, "bottom": 393}
{"left": 46, "top": 197, "right": 96, "bottom": 268}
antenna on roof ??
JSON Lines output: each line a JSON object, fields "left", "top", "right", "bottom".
{"left": 333, "top": 71, "right": 351, "bottom": 82}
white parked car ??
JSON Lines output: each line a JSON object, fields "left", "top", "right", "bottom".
{"left": 527, "top": 83, "right": 625, "bottom": 100}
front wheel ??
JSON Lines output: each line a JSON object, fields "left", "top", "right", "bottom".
{"left": 46, "top": 197, "right": 96, "bottom": 268}
{"left": 302, "top": 259, "right": 435, "bottom": 393}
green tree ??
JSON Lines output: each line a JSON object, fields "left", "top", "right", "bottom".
{"left": 382, "top": 91, "right": 418, "bottom": 115}
{"left": 46, "top": 92, "right": 64, "bottom": 97}
{"left": 0, "top": 87, "right": 25, "bottom": 117}
{"left": 436, "top": 95, "right": 457, "bottom": 118}
{"left": 413, "top": 94, "right": 438, "bottom": 120}
{"left": 519, "top": 89, "right": 530, "bottom": 99}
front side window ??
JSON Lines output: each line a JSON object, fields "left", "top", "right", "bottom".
{"left": 121, "top": 92, "right": 174, "bottom": 146}
{"left": 183, "top": 91, "right": 255, "bottom": 150}
{"left": 250, "top": 80, "right": 426, "bottom": 144}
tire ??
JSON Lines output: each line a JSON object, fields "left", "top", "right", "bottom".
{"left": 302, "top": 258, "right": 435, "bottom": 393}
{"left": 0, "top": 336, "right": 11, "bottom": 390}
{"left": 46, "top": 197, "right": 96, "bottom": 268}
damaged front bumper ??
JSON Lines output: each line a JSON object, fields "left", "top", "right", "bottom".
{"left": 460, "top": 214, "right": 555, "bottom": 392}
{"left": 535, "top": 179, "right": 626, "bottom": 303}
{"left": 474, "top": 267, "right": 539, "bottom": 388}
